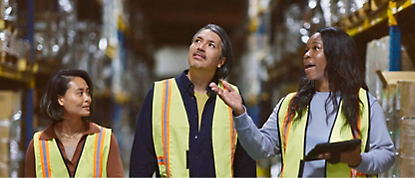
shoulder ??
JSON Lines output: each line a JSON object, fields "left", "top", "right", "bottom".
{"left": 282, "top": 92, "right": 297, "bottom": 103}
{"left": 366, "top": 91, "right": 378, "bottom": 106}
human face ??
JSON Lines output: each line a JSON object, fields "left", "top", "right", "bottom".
{"left": 188, "top": 29, "right": 226, "bottom": 72}
{"left": 303, "top": 33, "right": 328, "bottom": 83}
{"left": 58, "top": 77, "right": 91, "bottom": 119}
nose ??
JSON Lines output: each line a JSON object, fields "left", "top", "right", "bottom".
{"left": 84, "top": 93, "right": 91, "bottom": 103}
{"left": 197, "top": 43, "right": 206, "bottom": 52}
{"left": 303, "top": 50, "right": 310, "bottom": 60}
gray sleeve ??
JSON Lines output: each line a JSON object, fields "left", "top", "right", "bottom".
{"left": 233, "top": 99, "right": 283, "bottom": 160}
{"left": 354, "top": 95, "right": 395, "bottom": 174}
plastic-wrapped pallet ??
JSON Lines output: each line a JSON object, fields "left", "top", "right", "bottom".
{"left": 398, "top": 81, "right": 415, "bottom": 177}
{"left": 365, "top": 36, "right": 390, "bottom": 101}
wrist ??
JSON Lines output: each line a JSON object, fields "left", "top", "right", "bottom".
{"left": 348, "top": 155, "right": 362, "bottom": 168}
{"left": 233, "top": 106, "right": 245, "bottom": 116}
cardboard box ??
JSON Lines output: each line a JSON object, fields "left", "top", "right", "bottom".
{"left": 399, "top": 81, "right": 415, "bottom": 118}
{"left": 0, "top": 91, "right": 20, "bottom": 120}
{"left": 0, "top": 123, "right": 10, "bottom": 177}
{"left": 0, "top": 91, "right": 20, "bottom": 177}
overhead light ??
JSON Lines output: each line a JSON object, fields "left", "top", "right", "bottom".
{"left": 99, "top": 38, "right": 108, "bottom": 51}
{"left": 301, "top": 36, "right": 309, "bottom": 44}
{"left": 304, "top": 22, "right": 311, "bottom": 29}
{"left": 312, "top": 17, "right": 320, "bottom": 24}
{"left": 52, "top": 44, "right": 59, "bottom": 52}
{"left": 300, "top": 28, "right": 308, "bottom": 35}
{"left": 308, "top": 0, "right": 317, "bottom": 9}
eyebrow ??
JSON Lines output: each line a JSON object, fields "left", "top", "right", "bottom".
{"left": 196, "top": 36, "right": 218, "bottom": 44}
{"left": 75, "top": 88, "right": 89, "bottom": 91}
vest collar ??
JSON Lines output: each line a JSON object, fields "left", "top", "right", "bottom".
{"left": 39, "top": 120, "right": 100, "bottom": 140}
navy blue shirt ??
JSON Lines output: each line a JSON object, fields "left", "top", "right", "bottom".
{"left": 129, "top": 70, "right": 256, "bottom": 177}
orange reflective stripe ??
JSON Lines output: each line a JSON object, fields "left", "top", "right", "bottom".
{"left": 281, "top": 94, "right": 296, "bottom": 177}
{"left": 39, "top": 140, "right": 47, "bottom": 177}
{"left": 350, "top": 91, "right": 365, "bottom": 178}
{"left": 92, "top": 126, "right": 107, "bottom": 177}
{"left": 228, "top": 106, "right": 236, "bottom": 177}
{"left": 38, "top": 139, "right": 52, "bottom": 178}
{"left": 94, "top": 129, "right": 100, "bottom": 177}
{"left": 357, "top": 114, "right": 361, "bottom": 138}
{"left": 45, "top": 141, "right": 51, "bottom": 177}
{"left": 99, "top": 128, "right": 106, "bottom": 177}
{"left": 161, "top": 79, "right": 172, "bottom": 177}
{"left": 282, "top": 94, "right": 296, "bottom": 152}
{"left": 157, "top": 156, "right": 165, "bottom": 165}
{"left": 38, "top": 140, "right": 44, "bottom": 177}
{"left": 351, "top": 168, "right": 367, "bottom": 177}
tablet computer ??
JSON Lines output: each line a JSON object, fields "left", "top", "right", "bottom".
{"left": 304, "top": 139, "right": 361, "bottom": 162}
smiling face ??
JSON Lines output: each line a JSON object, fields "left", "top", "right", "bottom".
{"left": 187, "top": 29, "right": 226, "bottom": 72}
{"left": 303, "top": 33, "right": 328, "bottom": 84}
{"left": 58, "top": 77, "right": 91, "bottom": 119}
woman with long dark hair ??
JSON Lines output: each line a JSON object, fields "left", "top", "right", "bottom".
{"left": 210, "top": 27, "right": 394, "bottom": 177}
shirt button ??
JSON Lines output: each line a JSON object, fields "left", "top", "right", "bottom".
{"left": 195, "top": 136, "right": 198, "bottom": 139}
{"left": 196, "top": 156, "right": 199, "bottom": 159}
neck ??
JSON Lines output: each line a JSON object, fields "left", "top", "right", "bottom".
{"left": 55, "top": 116, "right": 85, "bottom": 136}
{"left": 315, "top": 79, "right": 330, "bottom": 92}
{"left": 187, "top": 68, "right": 215, "bottom": 93}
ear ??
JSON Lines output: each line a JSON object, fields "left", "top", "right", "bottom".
{"left": 217, "top": 56, "right": 226, "bottom": 68}
{"left": 58, "top": 95, "right": 64, "bottom": 106}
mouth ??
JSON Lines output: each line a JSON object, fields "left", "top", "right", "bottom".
{"left": 304, "top": 63, "right": 316, "bottom": 72}
{"left": 82, "top": 106, "right": 90, "bottom": 110}
{"left": 193, "top": 52, "right": 206, "bottom": 60}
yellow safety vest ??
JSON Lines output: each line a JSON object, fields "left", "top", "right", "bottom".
{"left": 33, "top": 124, "right": 112, "bottom": 177}
{"left": 277, "top": 88, "right": 377, "bottom": 177}
{"left": 152, "top": 78, "right": 238, "bottom": 177}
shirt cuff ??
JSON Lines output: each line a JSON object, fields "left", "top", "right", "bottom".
{"left": 352, "top": 154, "right": 369, "bottom": 172}
{"left": 233, "top": 106, "right": 252, "bottom": 130}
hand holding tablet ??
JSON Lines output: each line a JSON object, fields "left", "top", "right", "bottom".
{"left": 304, "top": 139, "right": 361, "bottom": 164}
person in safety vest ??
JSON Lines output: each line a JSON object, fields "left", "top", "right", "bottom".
{"left": 129, "top": 24, "right": 256, "bottom": 177}
{"left": 25, "top": 69, "right": 124, "bottom": 177}
{"left": 210, "top": 27, "right": 395, "bottom": 177}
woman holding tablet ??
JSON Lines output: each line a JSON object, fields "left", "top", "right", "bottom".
{"left": 210, "top": 27, "right": 395, "bottom": 177}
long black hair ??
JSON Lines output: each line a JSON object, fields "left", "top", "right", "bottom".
{"left": 289, "top": 27, "right": 368, "bottom": 133}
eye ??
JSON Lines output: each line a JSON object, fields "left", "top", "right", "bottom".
{"left": 313, "top": 46, "right": 320, "bottom": 51}
{"left": 78, "top": 91, "right": 83, "bottom": 96}
{"left": 194, "top": 39, "right": 201, "bottom": 43}
{"left": 209, "top": 43, "right": 215, "bottom": 48}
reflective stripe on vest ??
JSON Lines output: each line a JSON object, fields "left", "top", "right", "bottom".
{"left": 152, "top": 78, "right": 237, "bottom": 177}
{"left": 33, "top": 124, "right": 111, "bottom": 177}
{"left": 277, "top": 88, "right": 376, "bottom": 177}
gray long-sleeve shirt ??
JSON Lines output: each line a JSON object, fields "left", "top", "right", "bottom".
{"left": 234, "top": 91, "right": 395, "bottom": 177}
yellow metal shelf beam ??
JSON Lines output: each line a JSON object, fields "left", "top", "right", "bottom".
{"left": 0, "top": 64, "right": 35, "bottom": 87}
{"left": 345, "top": 0, "right": 415, "bottom": 36}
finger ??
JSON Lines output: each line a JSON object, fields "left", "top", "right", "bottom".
{"left": 220, "top": 80, "right": 234, "bottom": 92}
{"left": 209, "top": 82, "right": 221, "bottom": 93}
{"left": 317, "top": 153, "right": 331, "bottom": 159}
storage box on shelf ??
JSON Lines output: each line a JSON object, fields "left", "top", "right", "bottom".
{"left": 0, "top": 91, "right": 22, "bottom": 177}
{"left": 377, "top": 71, "right": 415, "bottom": 177}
